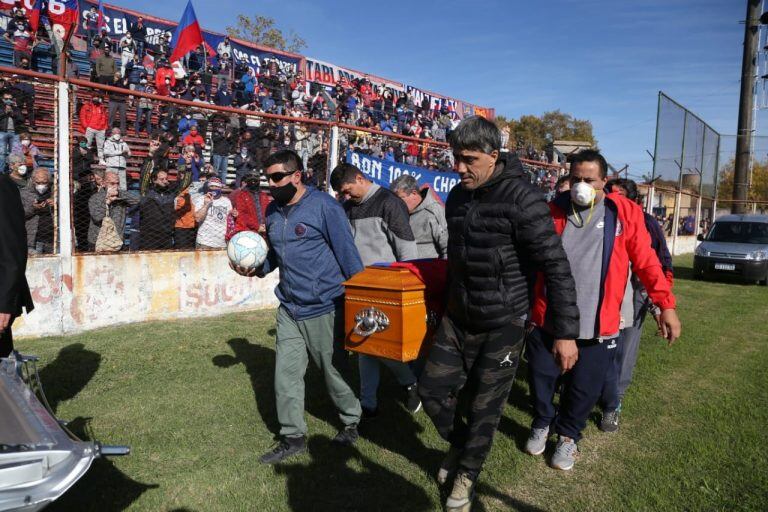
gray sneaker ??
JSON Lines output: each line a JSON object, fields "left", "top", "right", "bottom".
{"left": 446, "top": 471, "right": 475, "bottom": 512}
{"left": 550, "top": 436, "right": 578, "bottom": 471}
{"left": 525, "top": 426, "right": 549, "bottom": 456}
{"left": 600, "top": 409, "right": 620, "bottom": 433}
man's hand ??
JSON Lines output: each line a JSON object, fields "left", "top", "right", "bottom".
{"left": 657, "top": 309, "right": 681, "bottom": 345}
{"left": 552, "top": 339, "right": 578, "bottom": 373}
{"left": 0, "top": 312, "right": 11, "bottom": 333}
{"left": 257, "top": 225, "right": 266, "bottom": 235}
{"left": 229, "top": 261, "right": 259, "bottom": 277}
{"left": 203, "top": 193, "right": 213, "bottom": 205}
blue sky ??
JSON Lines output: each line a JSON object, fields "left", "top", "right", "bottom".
{"left": 120, "top": 0, "right": 746, "bottom": 179}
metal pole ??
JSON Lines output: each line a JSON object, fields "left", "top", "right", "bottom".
{"left": 57, "top": 81, "right": 72, "bottom": 257}
{"left": 651, "top": 92, "right": 662, "bottom": 183}
{"left": 733, "top": 0, "right": 762, "bottom": 214}
{"left": 672, "top": 114, "right": 688, "bottom": 255}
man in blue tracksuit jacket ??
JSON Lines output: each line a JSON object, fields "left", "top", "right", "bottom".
{"left": 232, "top": 149, "right": 364, "bottom": 464}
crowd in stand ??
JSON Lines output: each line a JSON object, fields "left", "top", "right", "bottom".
{"left": 0, "top": 7, "right": 568, "bottom": 255}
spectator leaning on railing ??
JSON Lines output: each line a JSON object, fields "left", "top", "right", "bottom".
{"left": 88, "top": 170, "right": 138, "bottom": 252}
{"left": 6, "top": 153, "right": 28, "bottom": 190}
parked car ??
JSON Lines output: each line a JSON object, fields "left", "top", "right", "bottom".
{"left": 693, "top": 214, "right": 768, "bottom": 285}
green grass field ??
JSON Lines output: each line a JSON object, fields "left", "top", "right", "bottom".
{"left": 20, "top": 255, "right": 768, "bottom": 511}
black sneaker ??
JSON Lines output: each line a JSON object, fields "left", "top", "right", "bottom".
{"left": 599, "top": 409, "right": 620, "bottom": 433}
{"left": 404, "top": 383, "right": 422, "bottom": 414}
{"left": 362, "top": 406, "right": 379, "bottom": 419}
{"left": 258, "top": 436, "right": 306, "bottom": 465}
{"left": 332, "top": 424, "right": 359, "bottom": 446}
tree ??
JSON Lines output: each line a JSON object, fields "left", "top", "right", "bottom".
{"left": 495, "top": 110, "right": 596, "bottom": 151}
{"left": 718, "top": 158, "right": 768, "bottom": 201}
{"left": 226, "top": 15, "right": 307, "bottom": 53}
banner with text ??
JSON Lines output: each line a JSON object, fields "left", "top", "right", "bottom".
{"left": 346, "top": 150, "right": 459, "bottom": 203}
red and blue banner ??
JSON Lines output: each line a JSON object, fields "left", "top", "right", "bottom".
{"left": 346, "top": 150, "right": 459, "bottom": 203}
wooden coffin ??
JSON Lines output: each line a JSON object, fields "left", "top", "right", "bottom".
{"left": 343, "top": 266, "right": 436, "bottom": 362}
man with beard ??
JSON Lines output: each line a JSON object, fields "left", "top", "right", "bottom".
{"left": 231, "top": 150, "right": 364, "bottom": 464}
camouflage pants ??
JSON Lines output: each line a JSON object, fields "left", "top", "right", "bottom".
{"left": 418, "top": 316, "right": 525, "bottom": 477}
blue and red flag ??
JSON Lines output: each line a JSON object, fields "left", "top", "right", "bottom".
{"left": 95, "top": 0, "right": 107, "bottom": 31}
{"left": 47, "top": 0, "right": 80, "bottom": 29}
{"left": 28, "top": 0, "right": 44, "bottom": 34}
{"left": 170, "top": 1, "right": 207, "bottom": 63}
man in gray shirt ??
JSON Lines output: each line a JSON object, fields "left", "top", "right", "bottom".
{"left": 391, "top": 174, "right": 448, "bottom": 259}
{"left": 330, "top": 163, "right": 422, "bottom": 418}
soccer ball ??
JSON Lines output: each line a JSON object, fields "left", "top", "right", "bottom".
{"left": 227, "top": 231, "right": 269, "bottom": 271}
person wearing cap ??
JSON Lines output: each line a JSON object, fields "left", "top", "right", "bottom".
{"left": 155, "top": 60, "right": 176, "bottom": 96}
{"left": 193, "top": 177, "right": 231, "bottom": 249}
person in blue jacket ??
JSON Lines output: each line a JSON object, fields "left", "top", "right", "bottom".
{"left": 231, "top": 149, "right": 364, "bottom": 465}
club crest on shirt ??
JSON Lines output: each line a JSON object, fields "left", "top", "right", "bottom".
{"left": 295, "top": 223, "right": 307, "bottom": 237}
{"left": 615, "top": 220, "right": 623, "bottom": 237}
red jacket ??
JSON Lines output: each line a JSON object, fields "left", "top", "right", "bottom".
{"left": 225, "top": 189, "right": 271, "bottom": 241}
{"left": 530, "top": 192, "right": 676, "bottom": 338}
{"left": 79, "top": 102, "right": 108, "bottom": 132}
{"left": 155, "top": 67, "right": 176, "bottom": 96}
{"left": 182, "top": 133, "right": 205, "bottom": 147}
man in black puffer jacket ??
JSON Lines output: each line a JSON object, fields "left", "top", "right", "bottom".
{"left": 418, "top": 116, "right": 579, "bottom": 512}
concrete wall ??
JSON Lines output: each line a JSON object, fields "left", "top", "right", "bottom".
{"left": 668, "top": 236, "right": 697, "bottom": 256}
{"left": 15, "top": 251, "right": 279, "bottom": 338}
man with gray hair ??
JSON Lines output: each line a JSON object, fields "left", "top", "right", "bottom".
{"left": 20, "top": 168, "right": 55, "bottom": 254}
{"left": 88, "top": 170, "right": 138, "bottom": 251}
{"left": 417, "top": 116, "right": 579, "bottom": 512}
{"left": 390, "top": 174, "right": 448, "bottom": 259}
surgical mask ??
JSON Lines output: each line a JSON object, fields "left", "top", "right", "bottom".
{"left": 269, "top": 181, "right": 297, "bottom": 206}
{"left": 185, "top": 114, "right": 192, "bottom": 119}
{"left": 21, "top": 139, "right": 30, "bottom": 146}
{"left": 570, "top": 181, "right": 596, "bottom": 207}
{"left": 17, "top": 165, "right": 27, "bottom": 176}
{"left": 140, "top": 79, "right": 147, "bottom": 84}
{"left": 210, "top": 189, "right": 222, "bottom": 199}
{"left": 112, "top": 134, "right": 121, "bottom": 141}
{"left": 79, "top": 142, "right": 88, "bottom": 149}
{"left": 195, "top": 80, "right": 202, "bottom": 85}
{"left": 240, "top": 148, "right": 248, "bottom": 155}
{"left": 35, "top": 184, "right": 48, "bottom": 194}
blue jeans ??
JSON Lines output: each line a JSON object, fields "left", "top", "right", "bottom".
{"left": 358, "top": 353, "right": 417, "bottom": 410}
{"left": 212, "top": 154, "right": 228, "bottom": 184}
{"left": 0, "top": 131, "right": 19, "bottom": 172}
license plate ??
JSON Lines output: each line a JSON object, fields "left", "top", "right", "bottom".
{"left": 714, "top": 263, "right": 736, "bottom": 271}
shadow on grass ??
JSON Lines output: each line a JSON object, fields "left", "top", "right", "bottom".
{"left": 38, "top": 343, "right": 101, "bottom": 414}
{"left": 213, "top": 338, "right": 345, "bottom": 437}
{"left": 474, "top": 482, "right": 547, "bottom": 512}
{"left": 46, "top": 418, "right": 158, "bottom": 512}
{"left": 274, "top": 435, "right": 434, "bottom": 512}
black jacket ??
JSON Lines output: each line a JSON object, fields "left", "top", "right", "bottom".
{"left": 444, "top": 153, "right": 579, "bottom": 337}
{"left": 0, "top": 105, "right": 24, "bottom": 132}
{"left": 0, "top": 174, "right": 34, "bottom": 316}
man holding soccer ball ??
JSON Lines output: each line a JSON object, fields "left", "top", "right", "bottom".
{"left": 231, "top": 149, "right": 364, "bottom": 464}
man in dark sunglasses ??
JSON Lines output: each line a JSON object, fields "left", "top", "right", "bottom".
{"left": 231, "top": 149, "right": 365, "bottom": 464}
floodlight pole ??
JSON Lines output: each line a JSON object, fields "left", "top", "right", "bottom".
{"left": 733, "top": 0, "right": 762, "bottom": 214}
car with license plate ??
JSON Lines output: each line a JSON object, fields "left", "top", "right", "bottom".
{"left": 693, "top": 214, "right": 768, "bottom": 285}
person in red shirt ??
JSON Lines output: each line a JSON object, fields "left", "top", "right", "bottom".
{"left": 155, "top": 60, "right": 176, "bottom": 96}
{"left": 182, "top": 126, "right": 205, "bottom": 156}
{"left": 226, "top": 170, "right": 271, "bottom": 241}
{"left": 79, "top": 94, "right": 109, "bottom": 164}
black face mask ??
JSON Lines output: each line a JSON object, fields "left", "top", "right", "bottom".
{"left": 155, "top": 184, "right": 169, "bottom": 192}
{"left": 246, "top": 181, "right": 259, "bottom": 191}
{"left": 269, "top": 181, "right": 297, "bottom": 206}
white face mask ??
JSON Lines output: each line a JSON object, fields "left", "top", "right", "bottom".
{"left": 112, "top": 134, "right": 121, "bottom": 141}
{"left": 570, "top": 181, "right": 596, "bottom": 207}
{"left": 35, "top": 184, "right": 48, "bottom": 194}
{"left": 21, "top": 139, "right": 30, "bottom": 146}
{"left": 17, "top": 165, "right": 27, "bottom": 176}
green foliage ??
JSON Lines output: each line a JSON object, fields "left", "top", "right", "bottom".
{"left": 496, "top": 110, "right": 597, "bottom": 151}
{"left": 226, "top": 14, "right": 307, "bottom": 53}
{"left": 718, "top": 158, "right": 768, "bottom": 201}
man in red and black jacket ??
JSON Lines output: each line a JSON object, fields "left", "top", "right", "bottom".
{"left": 525, "top": 150, "right": 681, "bottom": 471}
{"left": 598, "top": 178, "right": 674, "bottom": 434}
{"left": 226, "top": 171, "right": 271, "bottom": 241}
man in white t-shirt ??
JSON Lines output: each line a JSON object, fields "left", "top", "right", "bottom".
{"left": 193, "top": 177, "right": 231, "bottom": 249}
